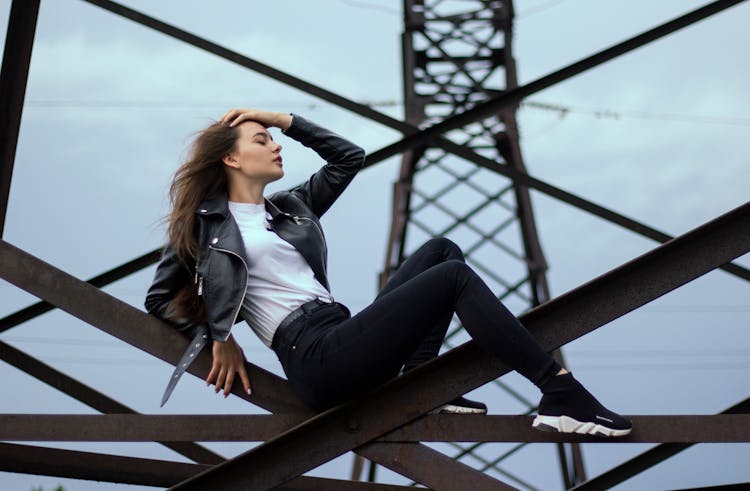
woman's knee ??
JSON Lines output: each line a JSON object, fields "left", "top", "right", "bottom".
{"left": 425, "top": 237, "right": 464, "bottom": 261}
{"left": 439, "top": 259, "right": 474, "bottom": 281}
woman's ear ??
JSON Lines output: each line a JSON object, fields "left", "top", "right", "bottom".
{"left": 222, "top": 153, "right": 239, "bottom": 169}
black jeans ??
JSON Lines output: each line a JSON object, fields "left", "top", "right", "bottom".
{"left": 272, "top": 237, "right": 560, "bottom": 411}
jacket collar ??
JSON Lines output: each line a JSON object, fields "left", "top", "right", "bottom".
{"left": 196, "top": 194, "right": 284, "bottom": 219}
{"left": 196, "top": 194, "right": 230, "bottom": 217}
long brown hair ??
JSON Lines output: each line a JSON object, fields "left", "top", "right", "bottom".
{"left": 166, "top": 121, "right": 239, "bottom": 323}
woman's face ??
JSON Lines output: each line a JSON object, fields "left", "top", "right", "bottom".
{"left": 224, "top": 121, "right": 284, "bottom": 184}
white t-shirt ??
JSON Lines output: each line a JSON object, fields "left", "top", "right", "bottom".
{"left": 228, "top": 201, "right": 332, "bottom": 347}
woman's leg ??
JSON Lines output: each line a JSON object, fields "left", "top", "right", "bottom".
{"left": 376, "top": 237, "right": 464, "bottom": 371}
{"left": 309, "top": 259, "right": 560, "bottom": 408}
{"left": 304, "top": 255, "right": 631, "bottom": 436}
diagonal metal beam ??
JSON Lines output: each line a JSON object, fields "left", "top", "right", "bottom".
{"left": 0, "top": 0, "right": 39, "bottom": 237}
{"left": 80, "top": 0, "right": 399, "bottom": 130}
{"left": 3, "top": 414, "right": 750, "bottom": 443}
{"left": 77, "top": 0, "right": 750, "bottom": 283}
{"left": 0, "top": 442, "right": 207, "bottom": 487}
{"left": 0, "top": 443, "right": 417, "bottom": 490}
{"left": 365, "top": 0, "right": 748, "bottom": 164}
{"left": 358, "top": 442, "right": 517, "bottom": 491}
{"left": 572, "top": 396, "right": 750, "bottom": 490}
{"left": 0, "top": 239, "right": 308, "bottom": 414}
{"left": 165, "top": 201, "right": 750, "bottom": 490}
{"left": 0, "top": 247, "right": 160, "bottom": 333}
{"left": 0, "top": 339, "right": 224, "bottom": 464}
{"left": 356, "top": 440, "right": 513, "bottom": 489}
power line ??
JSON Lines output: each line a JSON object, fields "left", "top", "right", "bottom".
{"left": 24, "top": 98, "right": 750, "bottom": 128}
{"left": 516, "top": 0, "right": 571, "bottom": 19}
{"left": 339, "top": 0, "right": 400, "bottom": 16}
{"left": 23, "top": 99, "right": 400, "bottom": 110}
{"left": 522, "top": 100, "right": 750, "bottom": 127}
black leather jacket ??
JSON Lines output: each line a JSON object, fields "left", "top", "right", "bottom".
{"left": 144, "top": 114, "right": 365, "bottom": 404}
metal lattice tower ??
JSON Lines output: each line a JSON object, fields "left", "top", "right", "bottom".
{"left": 378, "top": 0, "right": 584, "bottom": 487}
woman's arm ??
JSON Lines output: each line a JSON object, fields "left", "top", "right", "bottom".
{"left": 146, "top": 245, "right": 252, "bottom": 399}
{"left": 144, "top": 245, "right": 200, "bottom": 336}
{"left": 282, "top": 114, "right": 366, "bottom": 217}
{"left": 221, "top": 108, "right": 366, "bottom": 217}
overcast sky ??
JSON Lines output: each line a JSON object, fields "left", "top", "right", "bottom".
{"left": 1, "top": 0, "right": 749, "bottom": 490}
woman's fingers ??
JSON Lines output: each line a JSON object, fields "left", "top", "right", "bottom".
{"left": 220, "top": 108, "right": 244, "bottom": 124}
{"left": 239, "top": 365, "right": 252, "bottom": 395}
{"left": 214, "top": 367, "right": 228, "bottom": 393}
{"left": 206, "top": 364, "right": 218, "bottom": 386}
{"left": 224, "top": 370, "right": 235, "bottom": 399}
{"left": 221, "top": 108, "right": 257, "bottom": 127}
{"left": 219, "top": 108, "right": 284, "bottom": 128}
{"left": 206, "top": 335, "right": 251, "bottom": 397}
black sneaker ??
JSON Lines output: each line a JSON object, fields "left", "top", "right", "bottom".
{"left": 431, "top": 396, "right": 488, "bottom": 414}
{"left": 532, "top": 373, "right": 632, "bottom": 437}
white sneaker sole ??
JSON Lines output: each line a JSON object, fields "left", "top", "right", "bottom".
{"left": 532, "top": 414, "right": 631, "bottom": 437}
{"left": 431, "top": 404, "right": 487, "bottom": 415}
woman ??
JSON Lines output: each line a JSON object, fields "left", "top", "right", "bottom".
{"left": 145, "top": 108, "right": 632, "bottom": 437}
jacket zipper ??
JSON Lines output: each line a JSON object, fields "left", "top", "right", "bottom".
{"left": 267, "top": 198, "right": 325, "bottom": 244}
{"left": 207, "top": 244, "right": 249, "bottom": 340}
{"left": 194, "top": 263, "right": 203, "bottom": 296}
{"left": 291, "top": 215, "right": 327, "bottom": 255}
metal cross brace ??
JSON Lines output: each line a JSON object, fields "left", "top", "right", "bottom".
{"left": 0, "top": 442, "right": 415, "bottom": 491}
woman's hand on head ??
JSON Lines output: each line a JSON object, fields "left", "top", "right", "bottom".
{"left": 220, "top": 108, "right": 292, "bottom": 132}
{"left": 206, "top": 333, "right": 252, "bottom": 398}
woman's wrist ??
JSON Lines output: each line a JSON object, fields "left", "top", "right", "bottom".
{"left": 275, "top": 112, "right": 293, "bottom": 132}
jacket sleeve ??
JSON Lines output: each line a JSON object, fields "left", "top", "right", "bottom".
{"left": 144, "top": 244, "right": 202, "bottom": 337}
{"left": 283, "top": 114, "right": 366, "bottom": 218}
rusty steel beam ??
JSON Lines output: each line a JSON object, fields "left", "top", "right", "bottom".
{"left": 0, "top": 340, "right": 225, "bottom": 464}
{"left": 165, "top": 202, "right": 750, "bottom": 490}
{"left": 76, "top": 0, "right": 750, "bottom": 284}
{"left": 0, "top": 443, "right": 416, "bottom": 491}
{"left": 0, "top": 414, "right": 295, "bottom": 442}
{"left": 0, "top": 0, "right": 39, "bottom": 237}
{"left": 665, "top": 483, "right": 750, "bottom": 491}
{"left": 356, "top": 441, "right": 512, "bottom": 489}
{"left": 380, "top": 414, "right": 750, "bottom": 443}
{"left": 572, "top": 396, "right": 750, "bottom": 490}
{"left": 436, "top": 141, "right": 744, "bottom": 283}
{"left": 359, "top": 442, "right": 517, "bottom": 491}
{"left": 0, "top": 247, "right": 160, "bottom": 333}
{"left": 0, "top": 239, "right": 307, "bottom": 415}
{"left": 3, "top": 414, "right": 750, "bottom": 444}
{"left": 0, "top": 442, "right": 206, "bottom": 487}
{"left": 365, "top": 0, "right": 748, "bottom": 164}
{"left": 0, "top": 241, "right": 514, "bottom": 490}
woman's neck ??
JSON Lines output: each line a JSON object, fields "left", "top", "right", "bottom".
{"left": 227, "top": 182, "right": 266, "bottom": 204}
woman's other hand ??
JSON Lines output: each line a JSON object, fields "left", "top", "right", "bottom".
{"left": 206, "top": 334, "right": 252, "bottom": 398}
{"left": 220, "top": 108, "right": 292, "bottom": 132}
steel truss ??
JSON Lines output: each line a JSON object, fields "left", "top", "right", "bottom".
{"left": 1, "top": 0, "right": 748, "bottom": 490}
